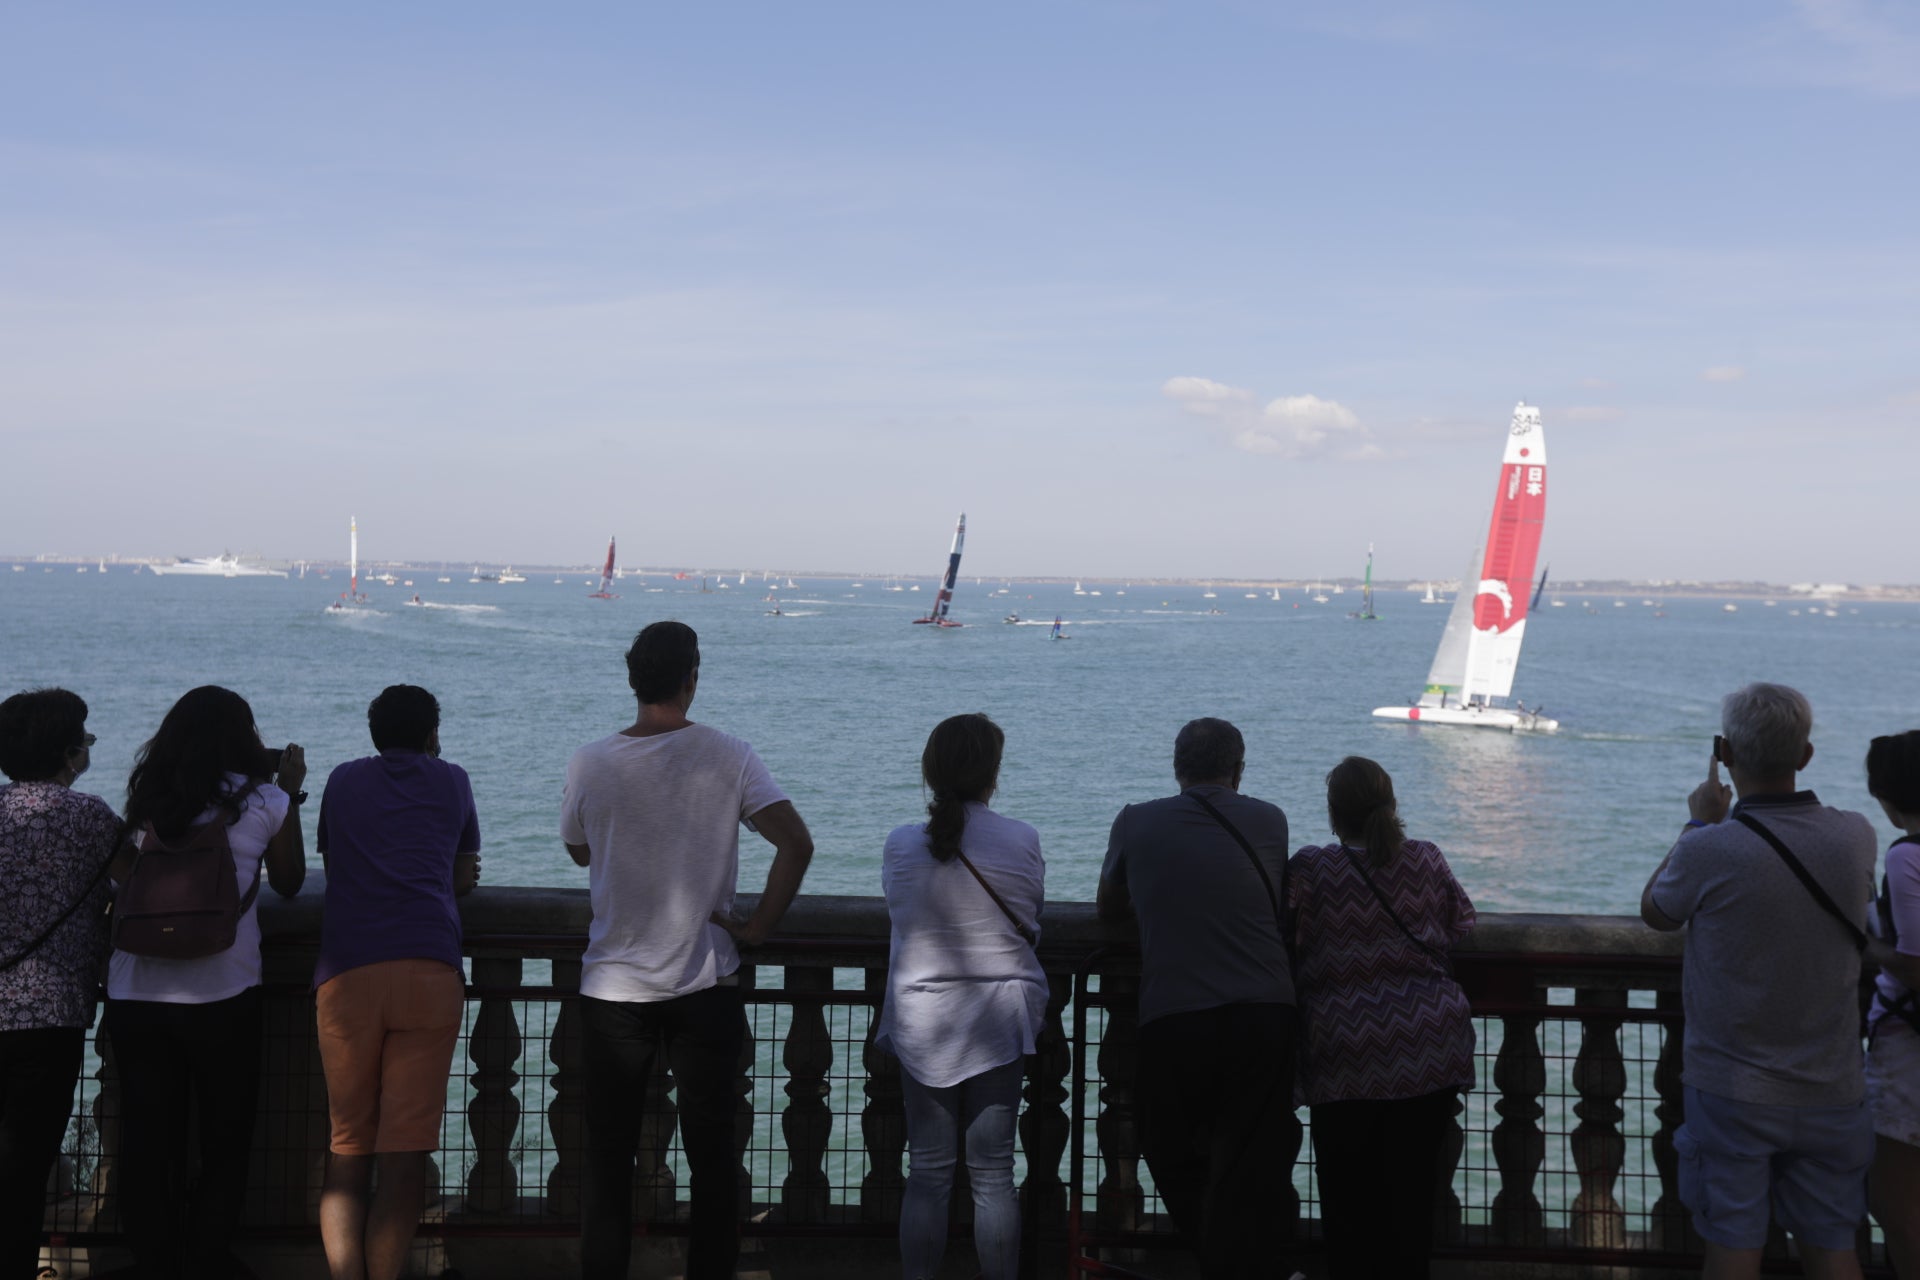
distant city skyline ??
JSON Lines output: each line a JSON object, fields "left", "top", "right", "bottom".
{"left": 2, "top": 2, "right": 1915, "bottom": 582}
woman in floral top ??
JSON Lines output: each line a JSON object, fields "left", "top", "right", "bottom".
{"left": 0, "top": 688, "right": 121, "bottom": 1279}
{"left": 1288, "top": 756, "right": 1476, "bottom": 1280}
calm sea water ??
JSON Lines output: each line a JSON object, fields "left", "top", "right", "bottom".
{"left": 6, "top": 568, "right": 1918, "bottom": 915}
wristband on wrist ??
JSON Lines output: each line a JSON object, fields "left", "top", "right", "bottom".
{"left": 1684, "top": 818, "right": 1708, "bottom": 829}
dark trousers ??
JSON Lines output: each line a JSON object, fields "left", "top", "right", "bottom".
{"left": 580, "top": 985, "right": 746, "bottom": 1280}
{"left": 0, "top": 1026, "right": 85, "bottom": 1280}
{"left": 103, "top": 988, "right": 263, "bottom": 1280}
{"left": 1310, "top": 1089, "right": 1455, "bottom": 1280}
{"left": 1136, "top": 1003, "right": 1297, "bottom": 1279}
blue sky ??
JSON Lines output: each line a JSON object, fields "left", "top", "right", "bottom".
{"left": 2, "top": 1, "right": 1914, "bottom": 581}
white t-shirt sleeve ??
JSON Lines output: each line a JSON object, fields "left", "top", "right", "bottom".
{"left": 737, "top": 746, "right": 789, "bottom": 825}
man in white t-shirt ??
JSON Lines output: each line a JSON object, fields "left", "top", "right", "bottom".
{"left": 562, "top": 620, "right": 813, "bottom": 1280}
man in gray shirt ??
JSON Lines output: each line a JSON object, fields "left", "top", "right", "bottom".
{"left": 1642, "top": 682, "right": 1877, "bottom": 1280}
{"left": 1098, "top": 717, "right": 1295, "bottom": 1278}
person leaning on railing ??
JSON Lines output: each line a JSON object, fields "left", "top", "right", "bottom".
{"left": 104, "top": 685, "right": 307, "bottom": 1280}
{"left": 313, "top": 684, "right": 482, "bottom": 1280}
{"left": 1864, "top": 730, "right": 1920, "bottom": 1279}
{"left": 874, "top": 713, "right": 1047, "bottom": 1280}
{"left": 1287, "top": 756, "right": 1476, "bottom": 1280}
{"left": 0, "top": 688, "right": 122, "bottom": 1280}
{"left": 562, "top": 621, "right": 815, "bottom": 1280}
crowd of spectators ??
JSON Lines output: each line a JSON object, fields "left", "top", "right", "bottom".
{"left": 1, "top": 643, "right": 1915, "bottom": 1280}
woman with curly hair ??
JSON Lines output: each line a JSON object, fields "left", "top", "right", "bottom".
{"left": 105, "top": 685, "right": 307, "bottom": 1280}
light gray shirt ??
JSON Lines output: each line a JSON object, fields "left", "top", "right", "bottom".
{"left": 1100, "top": 785, "right": 1293, "bottom": 1026}
{"left": 875, "top": 803, "right": 1049, "bottom": 1088}
{"left": 1649, "top": 792, "right": 1877, "bottom": 1107}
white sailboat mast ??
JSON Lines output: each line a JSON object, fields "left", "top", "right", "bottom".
{"left": 349, "top": 516, "right": 359, "bottom": 596}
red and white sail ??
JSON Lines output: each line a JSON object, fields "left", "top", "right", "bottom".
{"left": 1463, "top": 403, "right": 1547, "bottom": 699}
{"left": 588, "top": 535, "right": 618, "bottom": 599}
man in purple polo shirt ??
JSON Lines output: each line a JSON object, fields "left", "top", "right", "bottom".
{"left": 314, "top": 684, "right": 481, "bottom": 1280}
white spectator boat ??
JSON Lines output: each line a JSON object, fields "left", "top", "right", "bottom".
{"left": 1374, "top": 403, "right": 1558, "bottom": 733}
{"left": 148, "top": 554, "right": 286, "bottom": 578}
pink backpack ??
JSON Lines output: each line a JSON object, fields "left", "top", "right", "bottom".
{"left": 112, "top": 819, "right": 260, "bottom": 959}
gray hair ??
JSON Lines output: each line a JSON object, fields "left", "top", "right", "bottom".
{"left": 1721, "top": 682, "right": 1813, "bottom": 777}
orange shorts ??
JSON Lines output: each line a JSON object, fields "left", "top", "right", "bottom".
{"left": 315, "top": 959, "right": 464, "bottom": 1155}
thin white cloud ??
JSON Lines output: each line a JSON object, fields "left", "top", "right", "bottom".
{"left": 1702, "top": 365, "right": 1746, "bottom": 383}
{"left": 1787, "top": 0, "right": 1920, "bottom": 97}
{"left": 1163, "top": 377, "right": 1370, "bottom": 459}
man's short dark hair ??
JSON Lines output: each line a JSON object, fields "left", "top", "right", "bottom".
{"left": 368, "top": 685, "right": 440, "bottom": 752}
{"left": 627, "top": 621, "right": 700, "bottom": 704}
{"left": 0, "top": 688, "right": 90, "bottom": 782}
{"left": 1173, "top": 717, "right": 1244, "bottom": 785}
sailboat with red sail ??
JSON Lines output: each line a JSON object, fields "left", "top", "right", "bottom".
{"left": 1373, "top": 403, "right": 1557, "bottom": 732}
{"left": 911, "top": 513, "right": 966, "bottom": 628}
{"left": 588, "top": 536, "right": 619, "bottom": 600}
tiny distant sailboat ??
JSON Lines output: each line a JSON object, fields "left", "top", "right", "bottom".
{"left": 1374, "top": 403, "right": 1557, "bottom": 733}
{"left": 911, "top": 513, "right": 966, "bottom": 628}
{"left": 1421, "top": 582, "right": 1440, "bottom": 604}
{"left": 327, "top": 517, "right": 370, "bottom": 610}
{"left": 1531, "top": 564, "right": 1550, "bottom": 611}
{"left": 588, "top": 536, "right": 620, "bottom": 600}
{"left": 1348, "top": 544, "right": 1379, "bottom": 620}
{"left": 1050, "top": 614, "right": 1070, "bottom": 641}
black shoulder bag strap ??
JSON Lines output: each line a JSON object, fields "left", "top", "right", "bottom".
{"left": 0, "top": 849, "right": 115, "bottom": 973}
{"left": 953, "top": 850, "right": 1040, "bottom": 949}
{"left": 1187, "top": 791, "right": 1289, "bottom": 953}
{"left": 1340, "top": 844, "right": 1454, "bottom": 976}
{"left": 1733, "top": 811, "right": 1866, "bottom": 952}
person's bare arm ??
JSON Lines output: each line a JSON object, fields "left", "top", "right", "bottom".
{"left": 565, "top": 841, "right": 591, "bottom": 867}
{"left": 1640, "top": 851, "right": 1684, "bottom": 932}
{"left": 711, "top": 801, "right": 814, "bottom": 947}
{"left": 1643, "top": 755, "right": 1726, "bottom": 932}
{"left": 454, "top": 852, "right": 482, "bottom": 896}
{"left": 264, "top": 746, "right": 308, "bottom": 898}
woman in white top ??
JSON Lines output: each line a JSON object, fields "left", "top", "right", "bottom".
{"left": 876, "top": 713, "right": 1047, "bottom": 1280}
{"left": 104, "top": 686, "right": 306, "bottom": 1280}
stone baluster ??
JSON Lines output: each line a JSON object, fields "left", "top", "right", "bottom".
{"left": 1094, "top": 975, "right": 1144, "bottom": 1233}
{"left": 1433, "top": 1090, "right": 1467, "bottom": 1244}
{"left": 1569, "top": 989, "right": 1628, "bottom": 1249}
{"left": 1019, "top": 968, "right": 1074, "bottom": 1264}
{"left": 860, "top": 966, "right": 905, "bottom": 1222}
{"left": 781, "top": 964, "right": 834, "bottom": 1221}
{"left": 1649, "top": 989, "right": 1694, "bottom": 1251}
{"left": 546, "top": 957, "right": 585, "bottom": 1218}
{"left": 465, "top": 957, "right": 523, "bottom": 1215}
{"left": 636, "top": 1025, "right": 681, "bottom": 1222}
{"left": 88, "top": 1020, "right": 121, "bottom": 1232}
{"left": 1489, "top": 1009, "right": 1546, "bottom": 1245}
{"left": 734, "top": 966, "right": 758, "bottom": 1209}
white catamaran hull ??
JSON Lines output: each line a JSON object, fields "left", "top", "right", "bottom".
{"left": 1371, "top": 704, "right": 1559, "bottom": 733}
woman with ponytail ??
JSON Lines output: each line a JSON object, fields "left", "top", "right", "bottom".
{"left": 875, "top": 713, "right": 1046, "bottom": 1280}
{"left": 1287, "top": 756, "right": 1476, "bottom": 1280}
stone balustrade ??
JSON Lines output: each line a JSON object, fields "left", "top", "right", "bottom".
{"left": 32, "top": 888, "right": 1891, "bottom": 1277}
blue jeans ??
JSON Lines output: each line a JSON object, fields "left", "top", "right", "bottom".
{"left": 899, "top": 1057, "right": 1025, "bottom": 1280}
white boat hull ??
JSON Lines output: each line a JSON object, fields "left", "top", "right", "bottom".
{"left": 1372, "top": 704, "right": 1559, "bottom": 733}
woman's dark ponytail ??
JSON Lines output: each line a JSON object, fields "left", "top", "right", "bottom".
{"left": 1327, "top": 755, "right": 1406, "bottom": 869}
{"left": 921, "top": 714, "right": 1006, "bottom": 863}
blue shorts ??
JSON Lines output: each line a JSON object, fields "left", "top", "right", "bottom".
{"left": 1675, "top": 1085, "right": 1873, "bottom": 1250}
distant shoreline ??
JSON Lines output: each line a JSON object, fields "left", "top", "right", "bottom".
{"left": 7, "top": 556, "right": 1917, "bottom": 601}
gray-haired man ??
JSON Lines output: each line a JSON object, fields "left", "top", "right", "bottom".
{"left": 1641, "top": 682, "right": 1877, "bottom": 1280}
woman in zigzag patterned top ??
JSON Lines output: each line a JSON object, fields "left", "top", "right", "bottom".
{"left": 1288, "top": 755, "right": 1476, "bottom": 1280}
